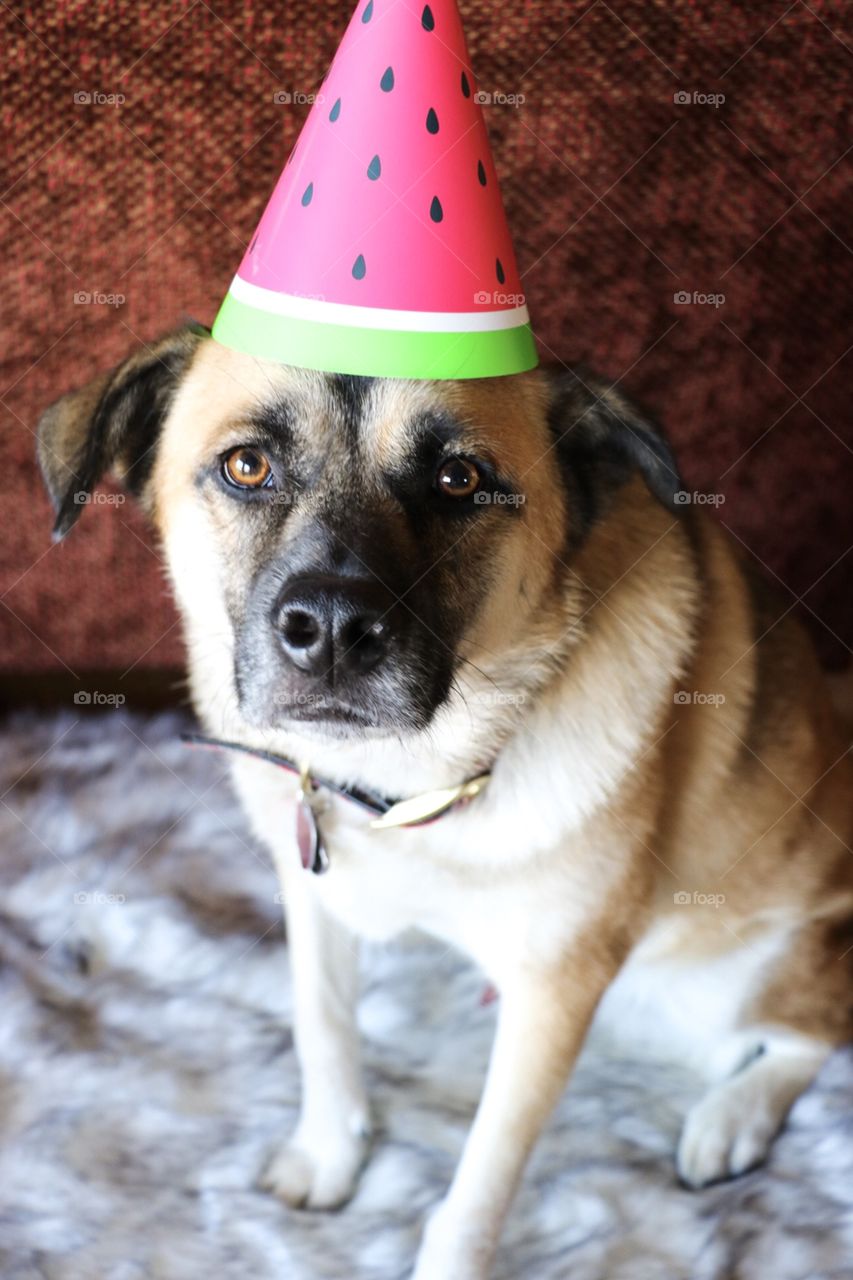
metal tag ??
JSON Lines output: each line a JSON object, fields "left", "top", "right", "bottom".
{"left": 369, "top": 774, "right": 490, "bottom": 830}
{"left": 296, "top": 765, "right": 330, "bottom": 875}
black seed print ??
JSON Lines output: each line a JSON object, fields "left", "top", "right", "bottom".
{"left": 477, "top": 159, "right": 487, "bottom": 186}
{"left": 422, "top": 4, "right": 435, "bottom": 30}
{"left": 430, "top": 195, "right": 443, "bottom": 222}
{"left": 329, "top": 98, "right": 341, "bottom": 122}
{"left": 461, "top": 71, "right": 471, "bottom": 97}
{"left": 496, "top": 258, "right": 506, "bottom": 284}
{"left": 380, "top": 66, "right": 395, "bottom": 92}
{"left": 301, "top": 183, "right": 314, "bottom": 206}
{"left": 367, "top": 154, "right": 381, "bottom": 180}
{"left": 426, "top": 107, "right": 439, "bottom": 134}
{"left": 362, "top": 0, "right": 374, "bottom": 21}
{"left": 353, "top": 254, "right": 367, "bottom": 280}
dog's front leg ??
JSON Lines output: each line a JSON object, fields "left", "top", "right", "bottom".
{"left": 261, "top": 866, "right": 370, "bottom": 1209}
{"left": 412, "top": 952, "right": 614, "bottom": 1280}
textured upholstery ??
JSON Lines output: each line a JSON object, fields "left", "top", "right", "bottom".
{"left": 3, "top": 0, "right": 851, "bottom": 675}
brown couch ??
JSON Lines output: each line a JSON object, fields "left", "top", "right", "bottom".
{"left": 3, "top": 0, "right": 851, "bottom": 686}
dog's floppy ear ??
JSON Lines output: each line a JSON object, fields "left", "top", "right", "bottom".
{"left": 37, "top": 323, "right": 207, "bottom": 539}
{"left": 545, "top": 367, "right": 682, "bottom": 528}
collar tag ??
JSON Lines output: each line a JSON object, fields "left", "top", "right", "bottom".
{"left": 369, "top": 774, "right": 490, "bottom": 830}
{"left": 181, "top": 734, "right": 491, "bottom": 846}
{"left": 296, "top": 763, "right": 330, "bottom": 875}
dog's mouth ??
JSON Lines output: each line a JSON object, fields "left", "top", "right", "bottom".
{"left": 239, "top": 678, "right": 442, "bottom": 741}
{"left": 281, "top": 702, "right": 378, "bottom": 728}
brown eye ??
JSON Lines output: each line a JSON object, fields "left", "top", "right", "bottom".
{"left": 436, "top": 457, "right": 481, "bottom": 499}
{"left": 222, "top": 447, "right": 272, "bottom": 489}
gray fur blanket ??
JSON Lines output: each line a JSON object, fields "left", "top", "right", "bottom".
{"left": 1, "top": 711, "right": 852, "bottom": 1279}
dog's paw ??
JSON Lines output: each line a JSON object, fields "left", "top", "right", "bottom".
{"left": 260, "top": 1132, "right": 368, "bottom": 1210}
{"left": 677, "top": 1078, "right": 777, "bottom": 1188}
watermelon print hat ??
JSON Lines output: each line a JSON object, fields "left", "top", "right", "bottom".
{"left": 212, "top": 0, "right": 538, "bottom": 380}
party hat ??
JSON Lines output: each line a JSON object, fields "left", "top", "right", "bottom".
{"left": 212, "top": 0, "right": 537, "bottom": 380}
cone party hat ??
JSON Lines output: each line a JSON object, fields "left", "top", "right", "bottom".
{"left": 212, "top": 0, "right": 538, "bottom": 380}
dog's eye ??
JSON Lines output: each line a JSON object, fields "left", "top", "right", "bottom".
{"left": 435, "top": 457, "right": 481, "bottom": 499}
{"left": 222, "top": 447, "right": 272, "bottom": 489}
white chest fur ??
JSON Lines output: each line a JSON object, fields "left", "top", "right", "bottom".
{"left": 229, "top": 752, "right": 606, "bottom": 986}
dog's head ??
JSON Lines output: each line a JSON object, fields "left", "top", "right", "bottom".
{"left": 38, "top": 325, "right": 680, "bottom": 741}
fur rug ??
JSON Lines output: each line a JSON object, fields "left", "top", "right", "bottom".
{"left": 1, "top": 711, "right": 852, "bottom": 1280}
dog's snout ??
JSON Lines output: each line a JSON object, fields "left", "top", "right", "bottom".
{"left": 276, "top": 575, "right": 394, "bottom": 679}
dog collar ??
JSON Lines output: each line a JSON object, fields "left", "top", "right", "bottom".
{"left": 182, "top": 733, "right": 491, "bottom": 875}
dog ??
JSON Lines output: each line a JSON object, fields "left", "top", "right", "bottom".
{"left": 37, "top": 325, "right": 853, "bottom": 1280}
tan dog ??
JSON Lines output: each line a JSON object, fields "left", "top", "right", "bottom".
{"left": 38, "top": 326, "right": 853, "bottom": 1280}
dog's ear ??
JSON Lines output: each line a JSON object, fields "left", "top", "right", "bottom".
{"left": 544, "top": 367, "right": 682, "bottom": 529}
{"left": 37, "top": 323, "right": 207, "bottom": 539}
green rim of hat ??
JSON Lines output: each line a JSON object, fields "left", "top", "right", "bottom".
{"left": 212, "top": 289, "right": 538, "bottom": 380}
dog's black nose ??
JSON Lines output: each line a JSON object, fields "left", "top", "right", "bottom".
{"left": 275, "top": 574, "right": 393, "bottom": 679}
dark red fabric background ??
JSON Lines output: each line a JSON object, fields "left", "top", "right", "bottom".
{"left": 2, "top": 1, "right": 851, "bottom": 677}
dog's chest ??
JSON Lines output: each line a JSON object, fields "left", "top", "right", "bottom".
{"left": 317, "top": 819, "right": 471, "bottom": 940}
{"left": 319, "top": 800, "right": 597, "bottom": 975}
{"left": 230, "top": 756, "right": 596, "bottom": 978}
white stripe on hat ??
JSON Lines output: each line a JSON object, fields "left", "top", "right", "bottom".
{"left": 229, "top": 274, "right": 531, "bottom": 333}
